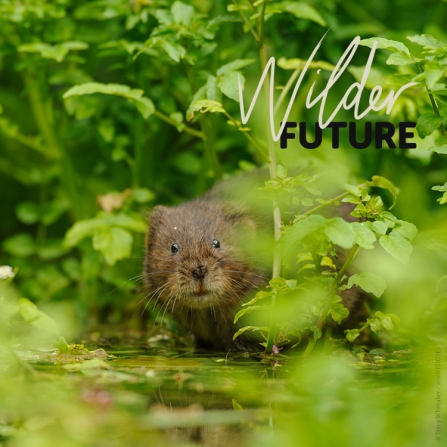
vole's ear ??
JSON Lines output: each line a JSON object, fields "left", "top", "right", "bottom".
{"left": 222, "top": 202, "right": 257, "bottom": 233}
{"left": 147, "top": 205, "right": 169, "bottom": 225}
{"left": 146, "top": 206, "right": 170, "bottom": 250}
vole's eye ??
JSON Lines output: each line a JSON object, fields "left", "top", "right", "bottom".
{"left": 171, "top": 243, "right": 179, "bottom": 253}
{"left": 212, "top": 239, "right": 220, "bottom": 249}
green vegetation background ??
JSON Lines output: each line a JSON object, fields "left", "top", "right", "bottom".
{"left": 0, "top": 2, "right": 447, "bottom": 447}
{"left": 0, "top": 0, "right": 447, "bottom": 337}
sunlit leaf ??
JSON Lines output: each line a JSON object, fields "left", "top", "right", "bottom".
{"left": 218, "top": 71, "right": 244, "bottom": 102}
{"left": 359, "top": 37, "right": 411, "bottom": 55}
{"left": 233, "top": 325, "right": 269, "bottom": 340}
{"left": 63, "top": 82, "right": 155, "bottom": 119}
{"left": 347, "top": 272, "right": 387, "bottom": 298}
{"left": 18, "top": 41, "right": 88, "bottom": 62}
{"left": 379, "top": 232, "right": 413, "bottom": 264}
{"left": 324, "top": 218, "right": 356, "bottom": 249}
{"left": 216, "top": 59, "right": 255, "bottom": 76}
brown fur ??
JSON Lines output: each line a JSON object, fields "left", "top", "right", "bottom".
{"left": 144, "top": 197, "right": 267, "bottom": 351}
{"left": 144, "top": 175, "right": 368, "bottom": 351}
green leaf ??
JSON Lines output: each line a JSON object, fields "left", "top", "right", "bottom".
{"left": 407, "top": 34, "right": 446, "bottom": 51}
{"left": 227, "top": 4, "right": 250, "bottom": 12}
{"left": 387, "top": 74, "right": 417, "bottom": 87}
{"left": 283, "top": 215, "right": 326, "bottom": 247}
{"left": 18, "top": 298, "right": 58, "bottom": 335}
{"left": 432, "top": 183, "right": 447, "bottom": 204}
{"left": 16, "top": 202, "right": 40, "bottom": 225}
{"left": 206, "top": 75, "right": 220, "bottom": 101}
{"left": 2, "top": 233, "right": 36, "bottom": 257}
{"left": 277, "top": 57, "right": 334, "bottom": 71}
{"left": 378, "top": 314, "right": 394, "bottom": 331}
{"left": 64, "top": 220, "right": 105, "bottom": 248}
{"left": 233, "top": 305, "right": 262, "bottom": 324}
{"left": 218, "top": 71, "right": 244, "bottom": 102}
{"left": 424, "top": 62, "right": 445, "bottom": 90}
{"left": 171, "top": 1, "right": 195, "bottom": 26}
{"left": 347, "top": 272, "right": 387, "bottom": 298}
{"left": 345, "top": 329, "right": 360, "bottom": 342}
{"left": 64, "top": 213, "right": 146, "bottom": 248}
{"left": 132, "top": 188, "right": 155, "bottom": 203}
{"left": 93, "top": 227, "right": 133, "bottom": 265}
{"left": 154, "top": 9, "right": 173, "bottom": 26}
{"left": 351, "top": 222, "right": 376, "bottom": 249}
{"left": 63, "top": 82, "right": 155, "bottom": 119}
{"left": 242, "top": 291, "right": 273, "bottom": 307}
{"left": 416, "top": 112, "right": 443, "bottom": 139}
{"left": 160, "top": 39, "right": 186, "bottom": 62}
{"left": 379, "top": 232, "right": 413, "bottom": 264}
{"left": 276, "top": 164, "right": 287, "bottom": 179}
{"left": 431, "top": 135, "right": 447, "bottom": 154}
{"left": 372, "top": 221, "right": 388, "bottom": 235}
{"left": 324, "top": 218, "right": 356, "bottom": 249}
{"left": 368, "top": 317, "right": 382, "bottom": 333}
{"left": 174, "top": 152, "right": 201, "bottom": 174}
{"left": 282, "top": 2, "right": 326, "bottom": 26}
{"left": 54, "top": 336, "right": 70, "bottom": 353}
{"left": 369, "top": 176, "right": 398, "bottom": 209}
{"left": 437, "top": 192, "right": 447, "bottom": 205}
{"left": 344, "top": 184, "right": 362, "bottom": 196}
{"left": 285, "top": 279, "right": 297, "bottom": 289}
{"left": 432, "top": 182, "right": 447, "bottom": 192}
{"left": 359, "top": 37, "right": 411, "bottom": 55}
{"left": 216, "top": 59, "right": 255, "bottom": 76}
{"left": 386, "top": 51, "right": 415, "bottom": 66}
{"left": 104, "top": 213, "right": 147, "bottom": 232}
{"left": 310, "top": 325, "right": 322, "bottom": 339}
{"left": 374, "top": 311, "right": 400, "bottom": 331}
{"left": 330, "top": 303, "right": 350, "bottom": 324}
{"left": 133, "top": 97, "right": 156, "bottom": 119}
{"left": 393, "top": 221, "right": 418, "bottom": 241}
{"left": 18, "top": 41, "right": 89, "bottom": 62}
{"left": 233, "top": 326, "right": 269, "bottom": 341}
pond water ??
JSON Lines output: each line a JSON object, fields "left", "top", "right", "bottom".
{"left": 0, "top": 334, "right": 444, "bottom": 447}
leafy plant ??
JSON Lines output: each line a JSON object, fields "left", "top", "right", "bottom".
{"left": 232, "top": 166, "right": 415, "bottom": 353}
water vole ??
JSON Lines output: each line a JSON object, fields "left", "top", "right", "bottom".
{"left": 144, "top": 192, "right": 268, "bottom": 350}
{"left": 143, "top": 172, "right": 367, "bottom": 351}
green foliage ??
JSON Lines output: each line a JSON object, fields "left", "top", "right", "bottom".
{"left": 0, "top": 1, "right": 447, "bottom": 445}
{"left": 359, "top": 33, "right": 447, "bottom": 202}
{"left": 0, "top": 0, "right": 444, "bottom": 357}
{"left": 234, "top": 165, "right": 416, "bottom": 350}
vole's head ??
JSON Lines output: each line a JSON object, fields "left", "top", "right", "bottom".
{"left": 144, "top": 201, "right": 263, "bottom": 311}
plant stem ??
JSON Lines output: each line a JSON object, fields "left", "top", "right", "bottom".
{"left": 199, "top": 114, "right": 222, "bottom": 180}
{"left": 303, "top": 244, "right": 361, "bottom": 356}
{"left": 153, "top": 110, "right": 205, "bottom": 140}
{"left": 255, "top": 1, "right": 282, "bottom": 353}
{"left": 23, "top": 66, "right": 85, "bottom": 220}
{"left": 274, "top": 64, "right": 302, "bottom": 114}
{"left": 416, "top": 62, "right": 447, "bottom": 137}
{"left": 232, "top": 0, "right": 259, "bottom": 42}
{"left": 303, "top": 191, "right": 351, "bottom": 217}
{"left": 223, "top": 110, "right": 270, "bottom": 162}
{"left": 184, "top": 66, "right": 222, "bottom": 180}
{"left": 0, "top": 125, "right": 54, "bottom": 158}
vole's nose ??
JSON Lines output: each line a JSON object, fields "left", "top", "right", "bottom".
{"left": 192, "top": 265, "right": 207, "bottom": 280}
